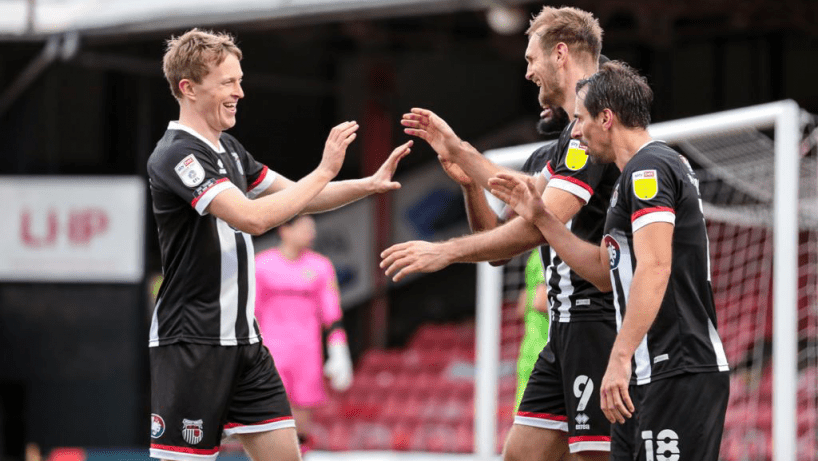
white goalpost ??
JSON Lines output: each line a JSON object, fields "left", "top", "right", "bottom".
{"left": 477, "top": 100, "right": 810, "bottom": 461}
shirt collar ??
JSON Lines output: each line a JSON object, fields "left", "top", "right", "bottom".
{"left": 167, "top": 121, "right": 225, "bottom": 153}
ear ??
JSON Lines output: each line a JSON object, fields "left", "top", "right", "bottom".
{"left": 601, "top": 108, "right": 615, "bottom": 130}
{"left": 179, "top": 79, "right": 196, "bottom": 100}
{"left": 553, "top": 42, "right": 569, "bottom": 66}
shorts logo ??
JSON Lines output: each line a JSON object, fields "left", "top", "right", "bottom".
{"left": 175, "top": 154, "right": 205, "bottom": 188}
{"left": 565, "top": 140, "right": 589, "bottom": 171}
{"left": 150, "top": 414, "right": 165, "bottom": 439}
{"left": 181, "top": 419, "right": 204, "bottom": 445}
{"left": 603, "top": 234, "right": 621, "bottom": 269}
{"left": 632, "top": 169, "right": 658, "bottom": 200}
{"left": 575, "top": 413, "right": 590, "bottom": 430}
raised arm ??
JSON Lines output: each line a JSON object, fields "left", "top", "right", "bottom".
{"left": 207, "top": 121, "right": 356, "bottom": 235}
{"left": 488, "top": 173, "right": 611, "bottom": 290}
{"left": 401, "top": 107, "right": 529, "bottom": 190}
{"left": 304, "top": 140, "right": 412, "bottom": 213}
{"left": 438, "top": 156, "right": 501, "bottom": 233}
{"left": 380, "top": 215, "right": 546, "bottom": 282}
{"left": 380, "top": 173, "right": 579, "bottom": 282}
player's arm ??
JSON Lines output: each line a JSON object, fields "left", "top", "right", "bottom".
{"left": 255, "top": 140, "right": 412, "bottom": 214}
{"left": 487, "top": 173, "right": 611, "bottom": 290}
{"left": 208, "top": 121, "right": 355, "bottom": 234}
{"left": 600, "top": 222, "right": 672, "bottom": 424}
{"left": 439, "top": 156, "right": 548, "bottom": 267}
{"left": 532, "top": 284, "right": 548, "bottom": 314}
{"left": 401, "top": 107, "right": 530, "bottom": 190}
{"left": 438, "top": 155, "right": 500, "bottom": 233}
{"left": 380, "top": 178, "right": 578, "bottom": 282}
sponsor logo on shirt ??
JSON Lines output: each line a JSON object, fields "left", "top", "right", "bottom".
{"left": 565, "top": 140, "right": 589, "bottom": 171}
{"left": 194, "top": 178, "right": 217, "bottom": 198}
{"left": 632, "top": 169, "right": 658, "bottom": 200}
{"left": 175, "top": 154, "right": 205, "bottom": 188}
{"left": 610, "top": 186, "right": 619, "bottom": 208}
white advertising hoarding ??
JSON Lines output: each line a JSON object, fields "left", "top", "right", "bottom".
{"left": 0, "top": 176, "right": 146, "bottom": 282}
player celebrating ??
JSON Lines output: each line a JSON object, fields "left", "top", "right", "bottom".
{"left": 147, "top": 28, "right": 411, "bottom": 461}
{"left": 488, "top": 61, "right": 730, "bottom": 461}
{"left": 382, "top": 6, "right": 619, "bottom": 461}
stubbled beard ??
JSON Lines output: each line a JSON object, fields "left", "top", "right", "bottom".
{"left": 536, "top": 108, "right": 569, "bottom": 136}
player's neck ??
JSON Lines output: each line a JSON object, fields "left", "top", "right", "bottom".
{"left": 178, "top": 109, "right": 222, "bottom": 147}
{"left": 279, "top": 244, "right": 306, "bottom": 261}
{"left": 564, "top": 63, "right": 598, "bottom": 122}
{"left": 612, "top": 129, "right": 654, "bottom": 171}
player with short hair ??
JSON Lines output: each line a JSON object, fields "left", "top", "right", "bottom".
{"left": 382, "top": 7, "right": 619, "bottom": 461}
{"left": 488, "top": 61, "right": 730, "bottom": 461}
{"left": 147, "top": 28, "right": 411, "bottom": 461}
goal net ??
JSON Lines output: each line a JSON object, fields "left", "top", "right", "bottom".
{"left": 480, "top": 100, "right": 816, "bottom": 461}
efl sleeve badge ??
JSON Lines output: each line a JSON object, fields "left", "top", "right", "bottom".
{"left": 174, "top": 154, "right": 206, "bottom": 188}
{"left": 632, "top": 169, "right": 658, "bottom": 200}
{"left": 565, "top": 140, "right": 589, "bottom": 171}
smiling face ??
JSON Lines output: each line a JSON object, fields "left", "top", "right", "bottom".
{"left": 525, "top": 32, "right": 563, "bottom": 110}
{"left": 185, "top": 52, "right": 244, "bottom": 134}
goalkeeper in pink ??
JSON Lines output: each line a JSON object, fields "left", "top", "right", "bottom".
{"left": 255, "top": 214, "right": 353, "bottom": 451}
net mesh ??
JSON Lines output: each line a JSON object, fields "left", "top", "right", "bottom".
{"left": 671, "top": 125, "right": 818, "bottom": 461}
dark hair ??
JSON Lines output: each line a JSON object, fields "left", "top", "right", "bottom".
{"left": 575, "top": 61, "right": 653, "bottom": 129}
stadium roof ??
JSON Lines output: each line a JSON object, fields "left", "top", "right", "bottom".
{"left": 0, "top": 0, "right": 533, "bottom": 40}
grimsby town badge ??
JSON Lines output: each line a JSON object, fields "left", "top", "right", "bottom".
{"left": 181, "top": 419, "right": 204, "bottom": 445}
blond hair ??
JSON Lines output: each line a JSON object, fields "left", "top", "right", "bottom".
{"left": 162, "top": 28, "right": 243, "bottom": 101}
{"left": 526, "top": 6, "right": 602, "bottom": 64}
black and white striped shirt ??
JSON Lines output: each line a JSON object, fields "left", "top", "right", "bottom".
{"left": 539, "top": 122, "right": 620, "bottom": 323}
{"left": 603, "top": 141, "right": 729, "bottom": 384}
{"left": 147, "top": 122, "right": 276, "bottom": 347}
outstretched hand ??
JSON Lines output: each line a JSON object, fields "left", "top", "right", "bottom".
{"left": 487, "top": 173, "right": 547, "bottom": 225}
{"left": 320, "top": 121, "right": 358, "bottom": 177}
{"left": 401, "top": 108, "right": 462, "bottom": 160}
{"left": 369, "top": 140, "right": 414, "bottom": 193}
{"left": 380, "top": 240, "right": 451, "bottom": 282}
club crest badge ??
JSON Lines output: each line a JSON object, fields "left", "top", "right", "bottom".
{"left": 565, "top": 140, "right": 589, "bottom": 171}
{"left": 151, "top": 414, "right": 165, "bottom": 439}
{"left": 632, "top": 169, "right": 658, "bottom": 200}
{"left": 175, "top": 154, "right": 205, "bottom": 188}
{"left": 181, "top": 419, "right": 204, "bottom": 445}
{"left": 603, "top": 234, "right": 621, "bottom": 269}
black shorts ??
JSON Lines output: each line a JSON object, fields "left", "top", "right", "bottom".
{"left": 149, "top": 342, "right": 294, "bottom": 460}
{"left": 516, "top": 319, "right": 617, "bottom": 453}
{"left": 610, "top": 371, "right": 729, "bottom": 461}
